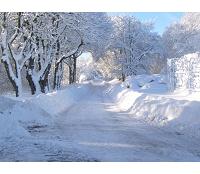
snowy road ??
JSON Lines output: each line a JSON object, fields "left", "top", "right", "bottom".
{"left": 1, "top": 82, "right": 200, "bottom": 161}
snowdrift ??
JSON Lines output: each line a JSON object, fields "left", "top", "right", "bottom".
{"left": 108, "top": 74, "right": 200, "bottom": 137}
{"left": 0, "top": 83, "right": 91, "bottom": 138}
{"left": 0, "top": 96, "right": 51, "bottom": 138}
{"left": 31, "top": 83, "right": 91, "bottom": 115}
{"left": 1, "top": 75, "right": 200, "bottom": 139}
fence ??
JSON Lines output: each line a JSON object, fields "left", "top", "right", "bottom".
{"left": 167, "top": 53, "right": 200, "bottom": 92}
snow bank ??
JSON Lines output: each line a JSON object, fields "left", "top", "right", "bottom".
{"left": 31, "top": 84, "right": 90, "bottom": 115}
{"left": 108, "top": 74, "right": 200, "bottom": 137}
{"left": 0, "top": 96, "right": 51, "bottom": 138}
{"left": 0, "top": 83, "right": 92, "bottom": 138}
{"left": 0, "top": 97, "right": 27, "bottom": 138}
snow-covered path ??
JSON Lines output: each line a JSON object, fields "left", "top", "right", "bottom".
{"left": 51, "top": 83, "right": 200, "bottom": 161}
{"left": 1, "top": 82, "right": 200, "bottom": 161}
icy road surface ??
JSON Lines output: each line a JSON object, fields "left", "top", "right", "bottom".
{"left": 1, "top": 82, "right": 200, "bottom": 161}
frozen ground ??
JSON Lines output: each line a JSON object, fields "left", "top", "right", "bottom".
{"left": 1, "top": 76, "right": 200, "bottom": 161}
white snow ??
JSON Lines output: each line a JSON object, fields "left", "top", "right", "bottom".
{"left": 1, "top": 75, "right": 200, "bottom": 161}
{"left": 0, "top": 96, "right": 50, "bottom": 138}
{"left": 108, "top": 74, "right": 200, "bottom": 137}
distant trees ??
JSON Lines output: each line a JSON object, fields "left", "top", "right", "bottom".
{"left": 94, "top": 50, "right": 120, "bottom": 80}
{"left": 103, "top": 16, "right": 164, "bottom": 81}
{"left": 163, "top": 12, "right": 200, "bottom": 58}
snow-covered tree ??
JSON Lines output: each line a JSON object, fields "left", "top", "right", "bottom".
{"left": 79, "top": 13, "right": 113, "bottom": 60}
{"left": 0, "top": 12, "right": 166, "bottom": 96}
{"left": 163, "top": 12, "right": 200, "bottom": 58}
{"left": 110, "top": 16, "right": 163, "bottom": 81}
{"left": 22, "top": 13, "right": 68, "bottom": 94}
{"left": 53, "top": 12, "right": 113, "bottom": 88}
{"left": 0, "top": 13, "right": 34, "bottom": 96}
{"left": 95, "top": 50, "right": 120, "bottom": 80}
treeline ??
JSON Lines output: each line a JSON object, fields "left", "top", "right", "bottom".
{"left": 0, "top": 12, "right": 112, "bottom": 96}
{"left": 1, "top": 12, "right": 200, "bottom": 97}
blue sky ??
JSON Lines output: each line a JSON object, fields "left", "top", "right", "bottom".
{"left": 108, "top": 12, "right": 184, "bottom": 35}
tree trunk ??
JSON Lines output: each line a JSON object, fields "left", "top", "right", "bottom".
{"left": 53, "top": 62, "right": 59, "bottom": 89}
{"left": 2, "top": 60, "right": 19, "bottom": 97}
{"left": 57, "top": 62, "right": 63, "bottom": 88}
{"left": 121, "top": 73, "right": 125, "bottom": 82}
{"left": 72, "top": 57, "right": 77, "bottom": 83}
{"left": 39, "top": 63, "right": 51, "bottom": 93}
{"left": 25, "top": 56, "right": 38, "bottom": 95}
{"left": 26, "top": 72, "right": 36, "bottom": 95}
{"left": 68, "top": 66, "right": 73, "bottom": 84}
{"left": 53, "top": 61, "right": 63, "bottom": 90}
